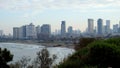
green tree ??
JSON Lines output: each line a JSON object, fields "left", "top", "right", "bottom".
{"left": 87, "top": 42, "right": 120, "bottom": 68}
{"left": 10, "top": 48, "right": 57, "bottom": 68}
{"left": 0, "top": 48, "right": 13, "bottom": 68}
{"left": 57, "top": 38, "right": 120, "bottom": 68}
{"left": 34, "top": 48, "right": 57, "bottom": 68}
{"left": 75, "top": 38, "right": 96, "bottom": 50}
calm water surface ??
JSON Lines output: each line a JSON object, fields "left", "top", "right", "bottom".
{"left": 0, "top": 43, "right": 75, "bottom": 64}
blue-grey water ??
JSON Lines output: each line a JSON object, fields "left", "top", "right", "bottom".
{"left": 0, "top": 43, "right": 75, "bottom": 64}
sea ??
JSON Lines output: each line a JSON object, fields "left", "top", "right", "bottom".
{"left": 0, "top": 43, "right": 75, "bottom": 64}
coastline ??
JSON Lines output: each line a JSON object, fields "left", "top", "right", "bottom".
{"left": 0, "top": 40, "right": 75, "bottom": 49}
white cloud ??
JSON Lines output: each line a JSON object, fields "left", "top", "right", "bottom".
{"left": 0, "top": 0, "right": 120, "bottom": 17}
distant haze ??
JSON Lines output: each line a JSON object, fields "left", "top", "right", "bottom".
{"left": 0, "top": 0, "right": 120, "bottom": 35}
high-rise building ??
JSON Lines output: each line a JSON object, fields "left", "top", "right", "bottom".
{"left": 103, "top": 25, "right": 107, "bottom": 34}
{"left": 55, "top": 29, "right": 61, "bottom": 35}
{"left": 94, "top": 26, "right": 97, "bottom": 34}
{"left": 88, "top": 19, "right": 94, "bottom": 34}
{"left": 18, "top": 25, "right": 26, "bottom": 39}
{"left": 0, "top": 30, "right": 3, "bottom": 37}
{"left": 61, "top": 21, "right": 66, "bottom": 37}
{"left": 67, "top": 26, "right": 73, "bottom": 37}
{"left": 119, "top": 21, "right": 120, "bottom": 28}
{"left": 118, "top": 21, "right": 120, "bottom": 33}
{"left": 40, "top": 24, "right": 51, "bottom": 40}
{"left": 26, "top": 23, "right": 37, "bottom": 39}
{"left": 106, "top": 20, "right": 111, "bottom": 34}
{"left": 36, "top": 25, "right": 41, "bottom": 35}
{"left": 97, "top": 18, "right": 103, "bottom": 35}
{"left": 68, "top": 26, "right": 73, "bottom": 34}
{"left": 13, "top": 27, "right": 19, "bottom": 39}
{"left": 113, "top": 24, "right": 119, "bottom": 33}
{"left": 41, "top": 24, "right": 51, "bottom": 35}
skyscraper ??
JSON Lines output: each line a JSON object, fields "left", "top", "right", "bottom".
{"left": 40, "top": 24, "right": 51, "bottom": 40}
{"left": 118, "top": 21, "right": 120, "bottom": 33}
{"left": 41, "top": 24, "right": 51, "bottom": 35}
{"left": 61, "top": 21, "right": 66, "bottom": 37}
{"left": 103, "top": 25, "right": 107, "bottom": 34}
{"left": 88, "top": 19, "right": 94, "bottom": 34}
{"left": 119, "top": 21, "right": 120, "bottom": 28}
{"left": 26, "top": 23, "right": 37, "bottom": 39}
{"left": 113, "top": 24, "right": 119, "bottom": 33}
{"left": 106, "top": 20, "right": 110, "bottom": 34}
{"left": 18, "top": 25, "right": 27, "bottom": 39}
{"left": 67, "top": 26, "right": 73, "bottom": 37}
{"left": 13, "top": 27, "right": 19, "bottom": 39}
{"left": 36, "top": 25, "right": 41, "bottom": 35}
{"left": 68, "top": 26, "right": 73, "bottom": 34}
{"left": 97, "top": 18, "right": 103, "bottom": 35}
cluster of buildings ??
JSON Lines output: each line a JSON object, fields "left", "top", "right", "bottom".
{"left": 13, "top": 23, "right": 51, "bottom": 40}
{"left": 0, "top": 18, "right": 119, "bottom": 41}
{"left": 60, "top": 21, "right": 81, "bottom": 38}
{"left": 13, "top": 21, "right": 81, "bottom": 40}
{"left": 87, "top": 18, "right": 120, "bottom": 37}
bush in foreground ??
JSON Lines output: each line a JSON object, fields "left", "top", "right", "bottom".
{"left": 10, "top": 48, "right": 57, "bottom": 68}
{"left": 57, "top": 38, "right": 120, "bottom": 68}
{"left": 0, "top": 48, "right": 13, "bottom": 68}
{"left": 75, "top": 38, "right": 96, "bottom": 50}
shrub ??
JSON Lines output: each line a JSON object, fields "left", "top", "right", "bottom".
{"left": 0, "top": 48, "right": 13, "bottom": 68}
{"left": 104, "top": 38, "right": 120, "bottom": 46}
{"left": 57, "top": 38, "right": 120, "bottom": 68}
{"left": 32, "top": 48, "right": 57, "bottom": 68}
{"left": 87, "top": 42, "right": 120, "bottom": 68}
{"left": 75, "top": 38, "right": 96, "bottom": 50}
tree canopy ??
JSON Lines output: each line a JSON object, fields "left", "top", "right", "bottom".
{"left": 0, "top": 48, "right": 13, "bottom": 68}
{"left": 57, "top": 38, "right": 120, "bottom": 68}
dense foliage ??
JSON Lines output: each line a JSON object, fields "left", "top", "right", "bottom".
{"left": 75, "top": 38, "right": 96, "bottom": 50}
{"left": 0, "top": 48, "right": 13, "bottom": 68}
{"left": 58, "top": 38, "right": 120, "bottom": 68}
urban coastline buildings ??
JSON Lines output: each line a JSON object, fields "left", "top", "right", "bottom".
{"left": 68, "top": 26, "right": 73, "bottom": 34}
{"left": 40, "top": 24, "right": 51, "bottom": 40}
{"left": 113, "top": 24, "right": 119, "bottom": 33}
{"left": 36, "top": 25, "right": 41, "bottom": 36}
{"left": 61, "top": 21, "right": 66, "bottom": 37}
{"left": 97, "top": 18, "right": 103, "bottom": 35}
{"left": 13, "top": 21, "right": 82, "bottom": 40}
{"left": 13, "top": 27, "right": 19, "bottom": 39}
{"left": 88, "top": 19, "right": 94, "bottom": 34}
{"left": 26, "top": 23, "right": 37, "bottom": 39}
{"left": 13, "top": 23, "right": 51, "bottom": 40}
{"left": 67, "top": 26, "right": 73, "bottom": 38}
{"left": 106, "top": 20, "right": 111, "bottom": 34}
{"left": 0, "top": 30, "right": 3, "bottom": 36}
{"left": 12, "top": 19, "right": 120, "bottom": 40}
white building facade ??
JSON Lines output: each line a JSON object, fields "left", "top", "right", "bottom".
{"left": 26, "top": 23, "right": 37, "bottom": 39}
{"left": 88, "top": 19, "right": 94, "bottom": 34}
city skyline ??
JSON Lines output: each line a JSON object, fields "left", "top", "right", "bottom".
{"left": 0, "top": 0, "right": 120, "bottom": 34}
{"left": 1, "top": 18, "right": 120, "bottom": 35}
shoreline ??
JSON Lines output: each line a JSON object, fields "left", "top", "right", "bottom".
{"left": 0, "top": 40, "right": 75, "bottom": 49}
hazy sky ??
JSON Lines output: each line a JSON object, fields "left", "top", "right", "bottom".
{"left": 0, "top": 0, "right": 120, "bottom": 35}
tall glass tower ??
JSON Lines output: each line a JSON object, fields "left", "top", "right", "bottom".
{"left": 106, "top": 20, "right": 110, "bottom": 34}
{"left": 61, "top": 21, "right": 66, "bottom": 37}
{"left": 97, "top": 18, "right": 103, "bottom": 35}
{"left": 88, "top": 19, "right": 94, "bottom": 34}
